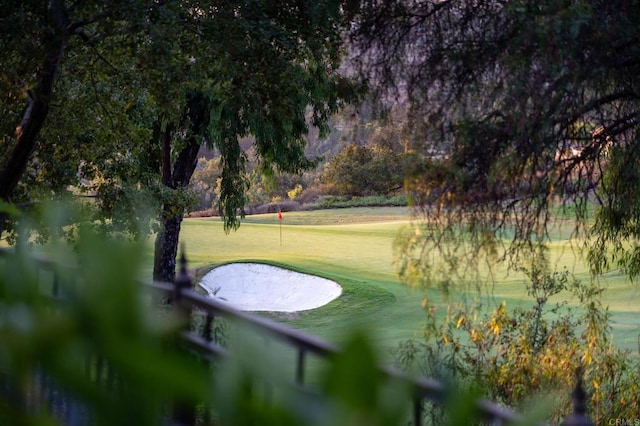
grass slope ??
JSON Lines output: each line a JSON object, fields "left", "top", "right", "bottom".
{"left": 177, "top": 207, "right": 640, "bottom": 359}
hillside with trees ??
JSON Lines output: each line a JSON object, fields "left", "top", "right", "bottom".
{"left": 187, "top": 101, "right": 422, "bottom": 214}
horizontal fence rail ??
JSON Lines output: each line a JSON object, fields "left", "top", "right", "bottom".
{"left": 159, "top": 256, "right": 528, "bottom": 426}
{"left": 0, "top": 247, "right": 593, "bottom": 425}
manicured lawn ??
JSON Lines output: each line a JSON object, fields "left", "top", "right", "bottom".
{"left": 176, "top": 207, "right": 640, "bottom": 360}
{"left": 178, "top": 207, "right": 428, "bottom": 360}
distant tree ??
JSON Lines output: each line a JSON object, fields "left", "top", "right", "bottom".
{"left": 322, "top": 144, "right": 403, "bottom": 196}
{"left": 190, "top": 158, "right": 221, "bottom": 211}
{"left": 350, "top": 0, "right": 640, "bottom": 282}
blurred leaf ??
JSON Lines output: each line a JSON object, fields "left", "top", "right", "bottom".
{"left": 321, "top": 330, "right": 410, "bottom": 426}
{"left": 0, "top": 201, "right": 20, "bottom": 218}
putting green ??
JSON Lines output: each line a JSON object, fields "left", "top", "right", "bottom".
{"left": 176, "top": 207, "right": 640, "bottom": 358}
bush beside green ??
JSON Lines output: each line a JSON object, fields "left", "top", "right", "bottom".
{"left": 395, "top": 263, "right": 640, "bottom": 423}
{"left": 310, "top": 195, "right": 408, "bottom": 210}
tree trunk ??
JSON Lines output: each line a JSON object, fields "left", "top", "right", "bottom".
{"left": 152, "top": 92, "right": 208, "bottom": 283}
{"left": 152, "top": 138, "right": 202, "bottom": 283}
{"left": 153, "top": 205, "right": 184, "bottom": 283}
{"left": 0, "top": 1, "right": 68, "bottom": 236}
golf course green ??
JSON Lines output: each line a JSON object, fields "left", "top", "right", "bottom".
{"left": 176, "top": 206, "right": 640, "bottom": 360}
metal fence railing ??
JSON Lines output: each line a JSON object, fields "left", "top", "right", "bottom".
{"left": 159, "top": 253, "right": 593, "bottom": 426}
{"left": 0, "top": 247, "right": 593, "bottom": 425}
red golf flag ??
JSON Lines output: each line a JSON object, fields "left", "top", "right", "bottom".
{"left": 278, "top": 210, "right": 283, "bottom": 221}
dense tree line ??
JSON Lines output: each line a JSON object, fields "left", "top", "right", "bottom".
{"left": 188, "top": 102, "right": 415, "bottom": 211}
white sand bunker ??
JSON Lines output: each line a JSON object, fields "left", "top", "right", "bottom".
{"left": 199, "top": 263, "right": 342, "bottom": 312}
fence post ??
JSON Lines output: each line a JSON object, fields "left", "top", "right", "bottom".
{"left": 412, "top": 396, "right": 423, "bottom": 426}
{"left": 562, "top": 366, "right": 593, "bottom": 426}
{"left": 295, "top": 349, "right": 306, "bottom": 385}
{"left": 173, "top": 251, "right": 192, "bottom": 307}
{"left": 171, "top": 250, "right": 196, "bottom": 426}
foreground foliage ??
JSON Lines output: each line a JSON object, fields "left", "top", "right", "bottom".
{"left": 395, "top": 258, "right": 640, "bottom": 423}
{"left": 0, "top": 231, "right": 210, "bottom": 425}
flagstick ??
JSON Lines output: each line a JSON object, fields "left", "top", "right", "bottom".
{"left": 278, "top": 210, "right": 283, "bottom": 246}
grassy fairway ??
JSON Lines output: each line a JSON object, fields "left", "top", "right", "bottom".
{"left": 178, "top": 207, "right": 434, "bottom": 361}
{"left": 177, "top": 207, "right": 640, "bottom": 359}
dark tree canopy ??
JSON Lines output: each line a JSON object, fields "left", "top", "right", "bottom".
{"left": 1, "top": 1, "right": 361, "bottom": 282}
{"left": 350, "top": 0, "right": 640, "bottom": 282}
{"left": 0, "top": 0, "right": 167, "bottom": 237}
